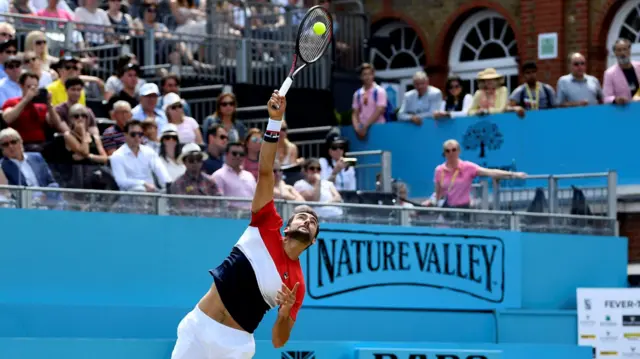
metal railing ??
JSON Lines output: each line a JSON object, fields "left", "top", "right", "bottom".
{"left": 0, "top": 185, "right": 617, "bottom": 236}
{"left": 287, "top": 125, "right": 333, "bottom": 158}
{"left": 346, "top": 150, "right": 391, "bottom": 191}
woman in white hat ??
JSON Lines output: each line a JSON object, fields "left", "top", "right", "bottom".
{"left": 163, "top": 92, "right": 203, "bottom": 145}
{"left": 468, "top": 68, "right": 524, "bottom": 117}
{"left": 159, "top": 123, "right": 186, "bottom": 181}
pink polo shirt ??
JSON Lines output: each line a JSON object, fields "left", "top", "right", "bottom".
{"left": 433, "top": 160, "right": 480, "bottom": 206}
{"left": 352, "top": 83, "right": 387, "bottom": 125}
{"left": 211, "top": 164, "right": 256, "bottom": 209}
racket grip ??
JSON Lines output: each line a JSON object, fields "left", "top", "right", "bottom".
{"left": 278, "top": 77, "right": 293, "bottom": 96}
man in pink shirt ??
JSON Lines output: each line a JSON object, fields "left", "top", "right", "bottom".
{"left": 351, "top": 63, "right": 387, "bottom": 139}
{"left": 211, "top": 142, "right": 257, "bottom": 210}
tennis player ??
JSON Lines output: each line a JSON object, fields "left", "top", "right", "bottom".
{"left": 171, "top": 91, "right": 319, "bottom": 359}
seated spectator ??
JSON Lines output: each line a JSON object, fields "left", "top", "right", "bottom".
{"left": 557, "top": 52, "right": 603, "bottom": 107}
{"left": 61, "top": 104, "right": 108, "bottom": 166}
{"left": 0, "top": 55, "right": 23, "bottom": 106}
{"left": 294, "top": 158, "right": 343, "bottom": 218}
{"left": 3, "top": 72, "right": 67, "bottom": 152}
{"left": 109, "top": 119, "right": 171, "bottom": 192}
{"left": 106, "top": 63, "right": 140, "bottom": 110}
{"left": 604, "top": 39, "right": 640, "bottom": 105}
{"left": 203, "top": 123, "right": 227, "bottom": 175}
{"left": 202, "top": 92, "right": 246, "bottom": 144}
{"left": 104, "top": 54, "right": 145, "bottom": 101}
{"left": 351, "top": 63, "right": 386, "bottom": 139}
{"left": 47, "top": 56, "right": 86, "bottom": 107}
{"left": 211, "top": 141, "right": 256, "bottom": 210}
{"left": 273, "top": 159, "right": 304, "bottom": 201}
{"left": 172, "top": 143, "right": 220, "bottom": 196}
{"left": 158, "top": 123, "right": 185, "bottom": 181}
{"left": 0, "top": 23, "right": 15, "bottom": 43}
{"left": 55, "top": 77, "right": 99, "bottom": 135}
{"left": 157, "top": 73, "right": 192, "bottom": 117}
{"left": 468, "top": 68, "right": 524, "bottom": 117}
{"left": 23, "top": 51, "right": 53, "bottom": 88}
{"left": 131, "top": 83, "right": 167, "bottom": 132}
{"left": 141, "top": 118, "right": 160, "bottom": 152}
{"left": 106, "top": 0, "right": 134, "bottom": 39}
{"left": 319, "top": 135, "right": 356, "bottom": 191}
{"left": 132, "top": 0, "right": 171, "bottom": 39}
{"left": 397, "top": 70, "right": 442, "bottom": 125}
{"left": 36, "top": 0, "right": 72, "bottom": 19}
{"left": 276, "top": 120, "right": 300, "bottom": 166}
{"left": 243, "top": 128, "right": 262, "bottom": 179}
{"left": 74, "top": 0, "right": 113, "bottom": 47}
{"left": 11, "top": 0, "right": 37, "bottom": 16}
{"left": 434, "top": 76, "right": 473, "bottom": 118}
{"left": 0, "top": 127, "right": 58, "bottom": 188}
{"left": 0, "top": 38, "right": 17, "bottom": 80}
{"left": 102, "top": 100, "right": 132, "bottom": 155}
{"left": 24, "top": 31, "right": 57, "bottom": 72}
{"left": 30, "top": 0, "right": 72, "bottom": 13}
{"left": 163, "top": 92, "right": 202, "bottom": 144}
{"left": 510, "top": 61, "right": 557, "bottom": 110}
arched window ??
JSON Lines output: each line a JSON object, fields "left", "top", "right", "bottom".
{"left": 369, "top": 20, "right": 426, "bottom": 78}
{"left": 607, "top": 0, "right": 640, "bottom": 67}
{"left": 448, "top": 10, "right": 519, "bottom": 94}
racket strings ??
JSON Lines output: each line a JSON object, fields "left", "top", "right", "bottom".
{"left": 297, "top": 8, "right": 332, "bottom": 63}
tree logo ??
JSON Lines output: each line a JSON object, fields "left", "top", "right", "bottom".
{"left": 462, "top": 121, "right": 504, "bottom": 158}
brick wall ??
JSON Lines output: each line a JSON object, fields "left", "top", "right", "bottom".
{"left": 620, "top": 213, "right": 640, "bottom": 262}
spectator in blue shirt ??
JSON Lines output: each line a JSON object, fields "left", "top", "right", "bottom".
{"left": 0, "top": 39, "right": 18, "bottom": 80}
{"left": 397, "top": 70, "right": 443, "bottom": 125}
{"left": 0, "top": 55, "right": 23, "bottom": 107}
{"left": 131, "top": 83, "right": 168, "bottom": 136}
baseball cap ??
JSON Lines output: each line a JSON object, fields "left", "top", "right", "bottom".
{"left": 139, "top": 83, "right": 160, "bottom": 97}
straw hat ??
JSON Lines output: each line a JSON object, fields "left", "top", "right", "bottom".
{"left": 477, "top": 68, "right": 503, "bottom": 80}
{"left": 177, "top": 143, "right": 209, "bottom": 164}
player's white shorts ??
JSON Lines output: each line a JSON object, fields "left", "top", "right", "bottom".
{"left": 171, "top": 306, "right": 255, "bottom": 359}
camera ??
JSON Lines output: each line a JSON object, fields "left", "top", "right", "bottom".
{"left": 343, "top": 157, "right": 357, "bottom": 166}
{"left": 32, "top": 88, "right": 48, "bottom": 104}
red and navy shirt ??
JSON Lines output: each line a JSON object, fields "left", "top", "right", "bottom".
{"left": 210, "top": 200, "right": 305, "bottom": 333}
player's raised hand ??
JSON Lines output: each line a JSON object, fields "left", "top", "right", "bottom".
{"left": 267, "top": 90, "right": 286, "bottom": 120}
{"left": 277, "top": 282, "right": 299, "bottom": 316}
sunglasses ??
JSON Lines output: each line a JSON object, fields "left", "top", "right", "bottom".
{"left": 35, "top": 40, "right": 46, "bottom": 46}
{"left": 24, "top": 57, "right": 36, "bottom": 64}
{"left": 145, "top": 6, "right": 157, "bottom": 12}
{"left": 185, "top": 155, "right": 203, "bottom": 164}
{"left": 72, "top": 113, "right": 88, "bottom": 119}
{"left": 220, "top": 101, "right": 235, "bottom": 107}
{"left": 170, "top": 103, "right": 183, "bottom": 110}
{"left": 307, "top": 166, "right": 321, "bottom": 172}
{"left": 218, "top": 134, "right": 228, "bottom": 140}
{"left": 5, "top": 63, "right": 20, "bottom": 69}
{"left": 573, "top": 62, "right": 585, "bottom": 66}
{"left": 65, "top": 65, "right": 78, "bottom": 71}
{"left": 0, "top": 32, "right": 13, "bottom": 38}
{"left": 230, "top": 150, "right": 245, "bottom": 157}
{"left": 330, "top": 145, "right": 344, "bottom": 151}
{"left": 449, "top": 84, "right": 461, "bottom": 89}
{"left": 0, "top": 139, "right": 19, "bottom": 148}
{"left": 163, "top": 135, "right": 178, "bottom": 141}
{"left": 444, "top": 148, "right": 458, "bottom": 154}
{"left": 4, "top": 50, "right": 16, "bottom": 55}
{"left": 250, "top": 137, "right": 262, "bottom": 144}
{"left": 129, "top": 131, "right": 144, "bottom": 138}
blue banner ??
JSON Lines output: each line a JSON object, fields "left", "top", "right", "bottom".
{"left": 300, "top": 224, "right": 522, "bottom": 310}
{"left": 342, "top": 104, "right": 639, "bottom": 197}
{"left": 356, "top": 348, "right": 503, "bottom": 359}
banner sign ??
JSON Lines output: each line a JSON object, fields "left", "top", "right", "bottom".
{"left": 577, "top": 288, "right": 640, "bottom": 359}
{"left": 301, "top": 227, "right": 522, "bottom": 310}
{"left": 356, "top": 348, "right": 503, "bottom": 359}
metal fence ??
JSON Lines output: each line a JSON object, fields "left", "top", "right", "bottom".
{"left": 0, "top": 185, "right": 617, "bottom": 236}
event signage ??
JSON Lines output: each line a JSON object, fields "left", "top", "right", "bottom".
{"left": 356, "top": 348, "right": 503, "bottom": 359}
{"left": 301, "top": 227, "right": 522, "bottom": 310}
{"left": 577, "top": 288, "right": 640, "bottom": 359}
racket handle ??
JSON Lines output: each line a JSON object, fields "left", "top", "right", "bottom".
{"left": 271, "top": 77, "right": 293, "bottom": 110}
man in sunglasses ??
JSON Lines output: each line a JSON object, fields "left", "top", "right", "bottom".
{"left": 171, "top": 142, "right": 220, "bottom": 197}
{"left": 0, "top": 55, "right": 23, "bottom": 107}
{"left": 211, "top": 141, "right": 256, "bottom": 210}
{"left": 0, "top": 38, "right": 17, "bottom": 80}
{"left": 557, "top": 52, "right": 604, "bottom": 107}
{"left": 203, "top": 124, "right": 228, "bottom": 175}
{"left": 172, "top": 91, "right": 319, "bottom": 359}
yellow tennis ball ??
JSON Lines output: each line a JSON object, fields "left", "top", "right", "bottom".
{"left": 313, "top": 22, "right": 326, "bottom": 36}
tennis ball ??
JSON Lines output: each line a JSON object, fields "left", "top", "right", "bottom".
{"left": 313, "top": 22, "right": 326, "bottom": 36}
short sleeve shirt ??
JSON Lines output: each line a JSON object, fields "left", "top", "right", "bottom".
{"left": 2, "top": 97, "right": 48, "bottom": 143}
{"left": 433, "top": 160, "right": 480, "bottom": 207}
{"left": 352, "top": 83, "right": 387, "bottom": 125}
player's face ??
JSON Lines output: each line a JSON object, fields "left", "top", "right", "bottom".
{"left": 286, "top": 212, "right": 318, "bottom": 245}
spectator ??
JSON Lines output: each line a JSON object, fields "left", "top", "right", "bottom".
{"left": 243, "top": 127, "right": 261, "bottom": 179}
{"left": 397, "top": 70, "right": 442, "bottom": 125}
{"left": 74, "top": 0, "right": 113, "bottom": 46}
{"left": 30, "top": 0, "right": 72, "bottom": 13}
{"left": 47, "top": 56, "right": 85, "bottom": 106}
{"left": 435, "top": 76, "right": 473, "bottom": 118}
{"left": 104, "top": 54, "right": 146, "bottom": 101}
{"left": 273, "top": 159, "right": 304, "bottom": 201}
{"left": 0, "top": 55, "right": 23, "bottom": 107}
{"left": 211, "top": 141, "right": 256, "bottom": 210}
{"left": 131, "top": 82, "right": 167, "bottom": 132}
{"left": 106, "top": 63, "right": 140, "bottom": 110}
{"left": 276, "top": 120, "right": 300, "bottom": 166}
{"left": 319, "top": 135, "right": 356, "bottom": 191}
{"left": 604, "top": 39, "right": 640, "bottom": 105}
{"left": 425, "top": 139, "right": 526, "bottom": 209}
{"left": 294, "top": 157, "right": 343, "bottom": 218}
{"left": 203, "top": 123, "right": 227, "bottom": 175}
{"left": 109, "top": 119, "right": 171, "bottom": 192}
{"left": 2, "top": 72, "right": 67, "bottom": 152}
{"left": 163, "top": 92, "right": 201, "bottom": 144}
{"left": 557, "top": 52, "right": 604, "bottom": 107}
{"left": 351, "top": 63, "right": 386, "bottom": 139}
{"left": 0, "top": 38, "right": 17, "bottom": 80}
{"left": 62, "top": 103, "right": 108, "bottom": 165}
{"left": 172, "top": 143, "right": 220, "bottom": 196}
{"left": 141, "top": 118, "right": 160, "bottom": 152}
{"left": 158, "top": 123, "right": 185, "bottom": 181}
{"left": 23, "top": 50, "right": 53, "bottom": 88}
{"left": 0, "top": 127, "right": 58, "bottom": 188}
{"left": 0, "top": 23, "right": 15, "bottom": 42}
{"left": 36, "top": 0, "right": 73, "bottom": 21}
{"left": 102, "top": 100, "right": 132, "bottom": 155}
{"left": 24, "top": 31, "right": 57, "bottom": 71}
{"left": 157, "top": 73, "right": 192, "bottom": 117}
{"left": 55, "top": 77, "right": 99, "bottom": 135}
{"left": 106, "top": 0, "right": 134, "bottom": 39}
{"left": 202, "top": 92, "right": 246, "bottom": 144}
{"left": 468, "top": 68, "right": 524, "bottom": 117}
{"left": 509, "top": 61, "right": 557, "bottom": 110}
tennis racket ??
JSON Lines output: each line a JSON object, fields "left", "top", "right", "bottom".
{"left": 272, "top": 5, "right": 333, "bottom": 109}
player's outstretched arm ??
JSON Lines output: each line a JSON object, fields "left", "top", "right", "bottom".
{"left": 251, "top": 91, "right": 287, "bottom": 213}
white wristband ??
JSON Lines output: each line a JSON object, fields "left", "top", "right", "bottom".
{"left": 266, "top": 119, "right": 282, "bottom": 132}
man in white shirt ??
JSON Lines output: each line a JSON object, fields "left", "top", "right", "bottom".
{"left": 397, "top": 70, "right": 443, "bottom": 125}
{"left": 110, "top": 120, "right": 171, "bottom": 192}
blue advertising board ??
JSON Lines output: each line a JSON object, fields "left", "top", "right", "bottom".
{"left": 342, "top": 104, "right": 640, "bottom": 197}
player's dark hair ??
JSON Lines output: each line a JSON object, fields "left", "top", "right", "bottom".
{"left": 286, "top": 205, "right": 320, "bottom": 239}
